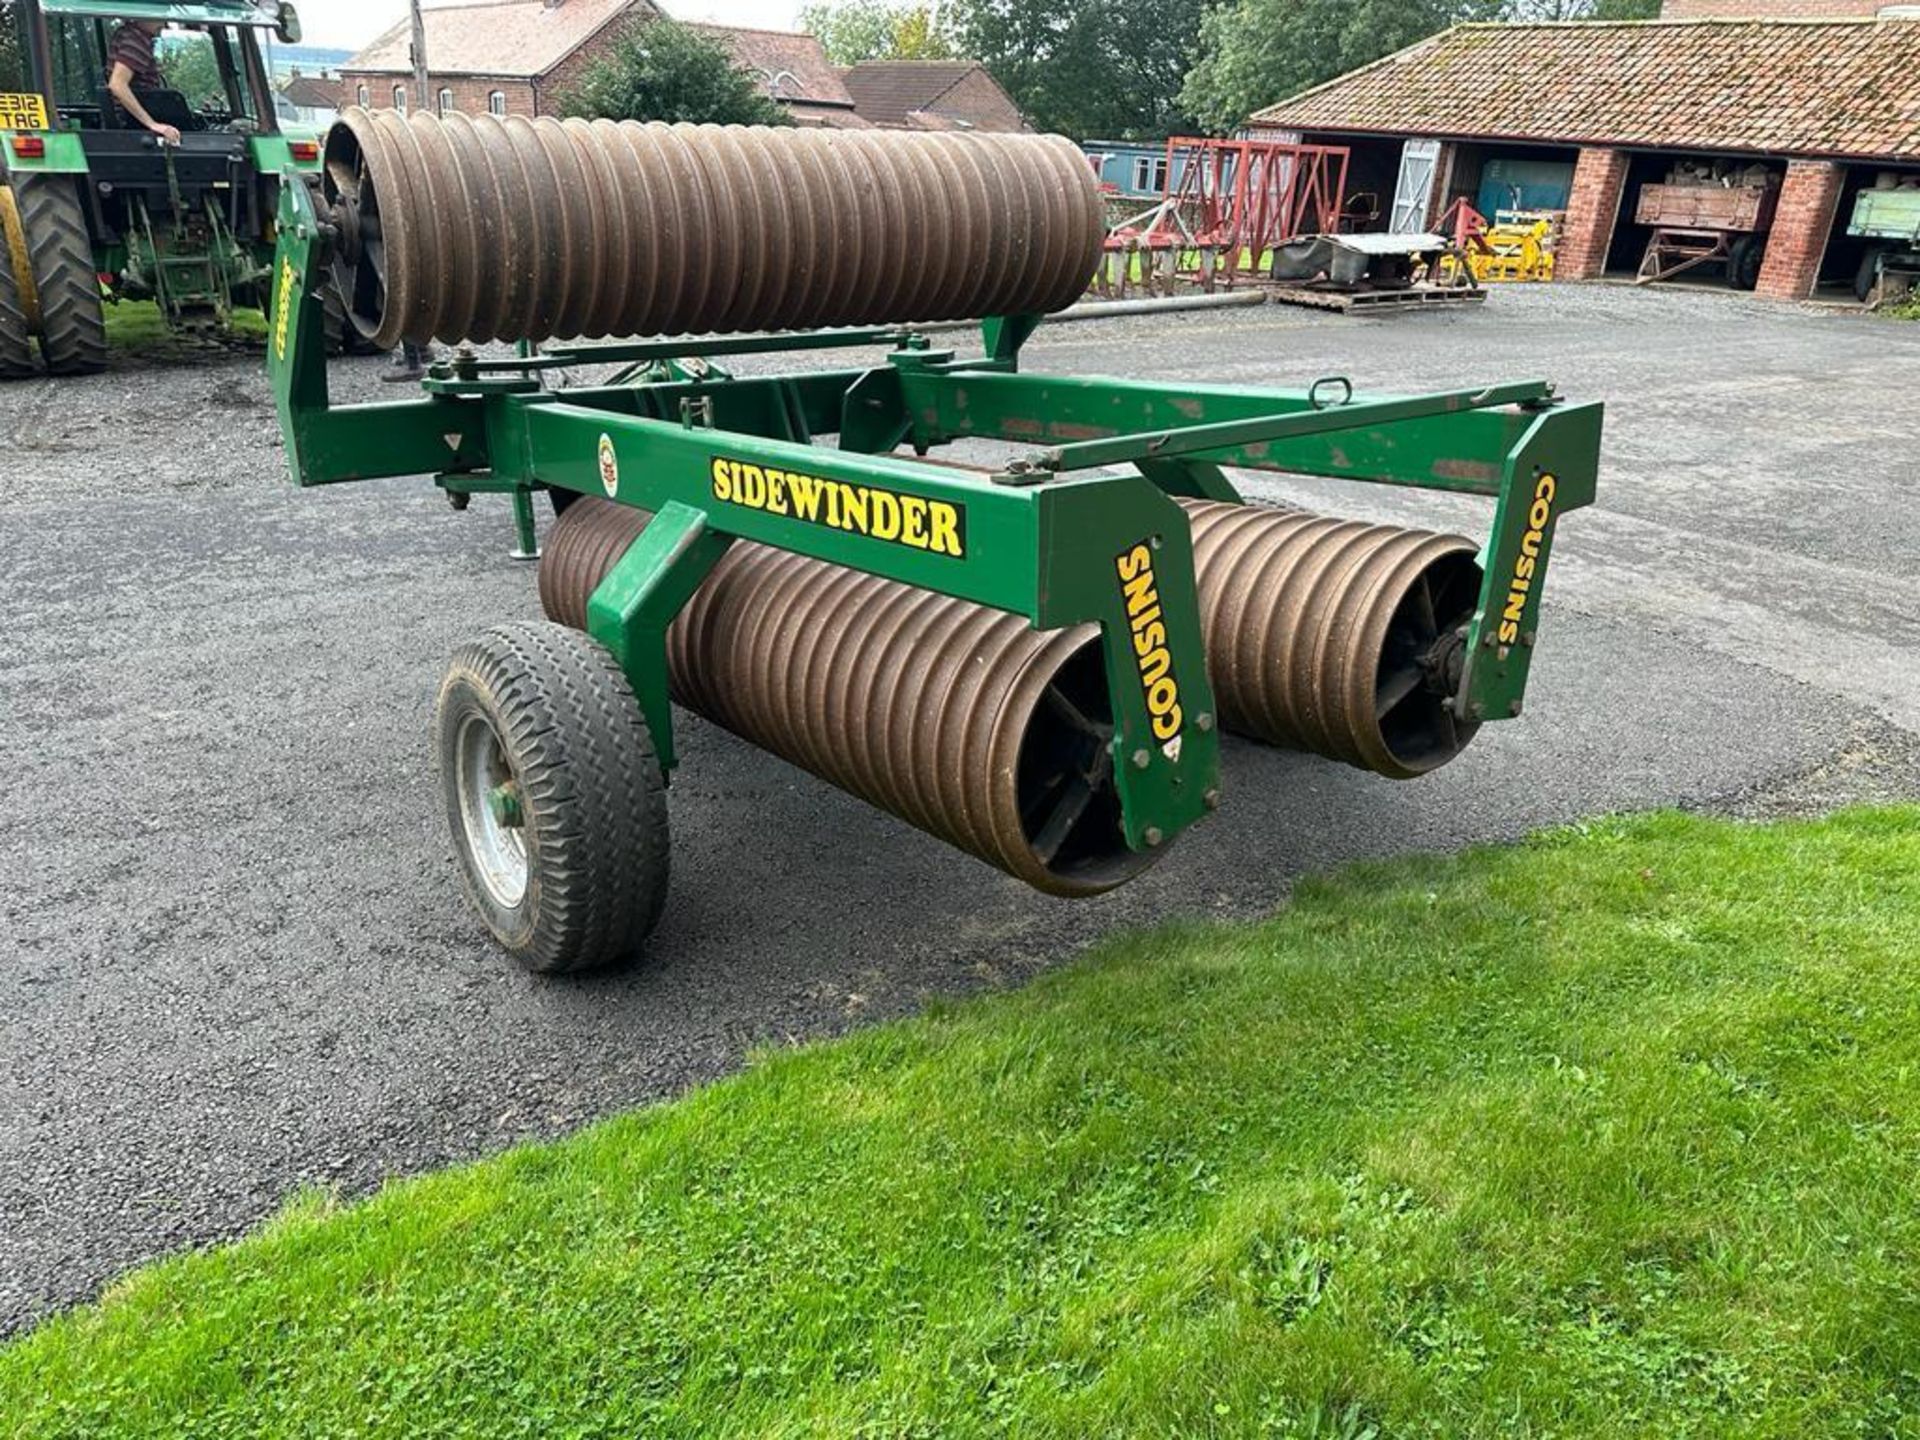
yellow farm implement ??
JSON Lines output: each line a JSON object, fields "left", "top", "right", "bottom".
{"left": 1435, "top": 202, "right": 1558, "bottom": 285}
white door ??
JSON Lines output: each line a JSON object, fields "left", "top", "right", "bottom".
{"left": 1390, "top": 138, "right": 1442, "bottom": 232}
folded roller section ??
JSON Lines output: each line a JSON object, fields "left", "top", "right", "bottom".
{"left": 321, "top": 109, "right": 1107, "bottom": 350}
{"left": 1180, "top": 499, "right": 1484, "bottom": 778}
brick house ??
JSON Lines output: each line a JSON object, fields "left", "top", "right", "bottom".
{"left": 279, "top": 71, "right": 343, "bottom": 127}
{"left": 339, "top": 0, "right": 865, "bottom": 126}
{"left": 1245, "top": 8, "right": 1920, "bottom": 300}
{"left": 838, "top": 60, "right": 1027, "bottom": 132}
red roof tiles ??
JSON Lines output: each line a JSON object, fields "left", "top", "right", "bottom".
{"left": 1250, "top": 19, "right": 1920, "bottom": 163}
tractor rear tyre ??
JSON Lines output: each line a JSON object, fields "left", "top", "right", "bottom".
{"left": 1727, "top": 234, "right": 1764, "bottom": 292}
{"left": 0, "top": 189, "right": 33, "bottom": 379}
{"left": 10, "top": 173, "right": 107, "bottom": 375}
{"left": 434, "top": 621, "right": 669, "bottom": 974}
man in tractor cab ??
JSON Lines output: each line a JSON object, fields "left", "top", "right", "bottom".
{"left": 104, "top": 18, "right": 181, "bottom": 145}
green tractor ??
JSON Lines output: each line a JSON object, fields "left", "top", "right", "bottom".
{"left": 0, "top": 0, "right": 327, "bottom": 376}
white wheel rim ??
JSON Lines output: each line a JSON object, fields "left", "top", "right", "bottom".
{"left": 455, "top": 713, "right": 529, "bottom": 909}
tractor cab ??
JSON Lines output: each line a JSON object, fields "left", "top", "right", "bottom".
{"left": 0, "top": 0, "right": 322, "bottom": 372}
{"left": 35, "top": 2, "right": 283, "bottom": 134}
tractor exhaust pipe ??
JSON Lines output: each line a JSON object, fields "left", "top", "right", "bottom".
{"left": 540, "top": 498, "right": 1158, "bottom": 898}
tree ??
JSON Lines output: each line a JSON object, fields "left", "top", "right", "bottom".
{"left": 945, "top": 0, "right": 1211, "bottom": 141}
{"left": 158, "top": 33, "right": 225, "bottom": 109}
{"left": 0, "top": 0, "right": 25, "bottom": 94}
{"left": 556, "top": 18, "right": 790, "bottom": 126}
{"left": 800, "top": 0, "right": 953, "bottom": 65}
{"left": 1183, "top": 0, "right": 1659, "bottom": 134}
{"left": 1506, "top": 0, "right": 1657, "bottom": 16}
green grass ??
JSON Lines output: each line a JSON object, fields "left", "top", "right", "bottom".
{"left": 5, "top": 808, "right": 1920, "bottom": 1438}
{"left": 101, "top": 300, "right": 265, "bottom": 356}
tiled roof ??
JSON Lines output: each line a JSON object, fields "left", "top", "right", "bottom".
{"left": 280, "top": 73, "right": 341, "bottom": 108}
{"left": 838, "top": 60, "right": 976, "bottom": 126}
{"left": 345, "top": 0, "right": 651, "bottom": 79}
{"left": 785, "top": 101, "right": 873, "bottom": 128}
{"left": 839, "top": 60, "right": 1024, "bottom": 131}
{"left": 685, "top": 22, "right": 854, "bottom": 106}
{"left": 1250, "top": 19, "right": 1920, "bottom": 162}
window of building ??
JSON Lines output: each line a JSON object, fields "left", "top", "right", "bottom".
{"left": 1130, "top": 156, "right": 1168, "bottom": 196}
{"left": 392, "top": 84, "right": 407, "bottom": 113}
{"left": 488, "top": 90, "right": 507, "bottom": 116}
{"left": 356, "top": 84, "right": 369, "bottom": 108}
{"left": 438, "top": 87, "right": 454, "bottom": 115}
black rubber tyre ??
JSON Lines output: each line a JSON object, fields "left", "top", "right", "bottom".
{"left": 1854, "top": 247, "right": 1883, "bottom": 305}
{"left": 0, "top": 189, "right": 34, "bottom": 379}
{"left": 434, "top": 621, "right": 669, "bottom": 974}
{"left": 11, "top": 173, "right": 107, "bottom": 375}
{"left": 1727, "top": 234, "right": 1764, "bottom": 292}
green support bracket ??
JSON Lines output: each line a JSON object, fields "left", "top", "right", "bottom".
{"left": 583, "top": 501, "right": 733, "bottom": 773}
{"left": 839, "top": 367, "right": 911, "bottom": 454}
{"left": 1134, "top": 457, "right": 1242, "bottom": 503}
{"left": 267, "top": 177, "right": 492, "bottom": 486}
{"left": 1033, "top": 476, "right": 1222, "bottom": 851}
{"left": 436, "top": 472, "right": 544, "bottom": 558}
{"left": 982, "top": 312, "right": 1043, "bottom": 367}
{"left": 509, "top": 488, "right": 540, "bottom": 561}
{"left": 1458, "top": 401, "right": 1603, "bottom": 723}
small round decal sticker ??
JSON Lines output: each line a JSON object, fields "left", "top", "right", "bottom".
{"left": 597, "top": 433, "right": 619, "bottom": 497}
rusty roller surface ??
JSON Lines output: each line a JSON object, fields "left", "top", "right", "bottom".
{"left": 1180, "top": 499, "right": 1484, "bottom": 779}
{"left": 321, "top": 109, "right": 1106, "bottom": 350}
{"left": 539, "top": 498, "right": 1155, "bottom": 897}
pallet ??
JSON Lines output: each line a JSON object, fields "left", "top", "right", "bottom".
{"left": 1263, "top": 283, "right": 1488, "bottom": 314}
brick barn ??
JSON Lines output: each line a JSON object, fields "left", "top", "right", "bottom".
{"left": 339, "top": 0, "right": 868, "bottom": 128}
{"left": 1245, "top": 5, "right": 1920, "bottom": 301}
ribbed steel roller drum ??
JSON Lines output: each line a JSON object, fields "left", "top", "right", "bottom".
{"left": 1178, "top": 499, "right": 1484, "bottom": 778}
{"left": 320, "top": 108, "right": 1107, "bottom": 350}
{"left": 539, "top": 498, "right": 1157, "bottom": 898}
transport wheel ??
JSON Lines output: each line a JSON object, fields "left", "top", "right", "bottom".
{"left": 0, "top": 188, "right": 34, "bottom": 379}
{"left": 11, "top": 173, "right": 107, "bottom": 375}
{"left": 434, "top": 621, "right": 669, "bottom": 974}
{"left": 1727, "top": 235, "right": 1764, "bottom": 292}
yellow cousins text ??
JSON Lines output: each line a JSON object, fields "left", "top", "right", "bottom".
{"left": 1116, "top": 541, "right": 1184, "bottom": 744}
{"left": 273, "top": 258, "right": 296, "bottom": 361}
{"left": 710, "top": 458, "right": 965, "bottom": 558}
{"left": 1498, "top": 472, "right": 1557, "bottom": 645}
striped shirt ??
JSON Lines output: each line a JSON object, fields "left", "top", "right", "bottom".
{"left": 106, "top": 24, "right": 163, "bottom": 90}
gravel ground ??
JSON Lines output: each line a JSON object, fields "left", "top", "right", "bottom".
{"left": 3, "top": 284, "right": 1918, "bottom": 1335}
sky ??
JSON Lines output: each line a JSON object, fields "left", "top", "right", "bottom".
{"left": 298, "top": 0, "right": 806, "bottom": 51}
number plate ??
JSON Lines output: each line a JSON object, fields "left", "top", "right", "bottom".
{"left": 0, "top": 93, "right": 50, "bottom": 131}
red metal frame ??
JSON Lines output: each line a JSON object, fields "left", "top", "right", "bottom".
{"left": 1143, "top": 136, "right": 1351, "bottom": 281}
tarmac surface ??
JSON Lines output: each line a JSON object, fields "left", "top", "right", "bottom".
{"left": 4, "top": 284, "right": 1919, "bottom": 1333}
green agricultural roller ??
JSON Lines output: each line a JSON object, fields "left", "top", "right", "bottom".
{"left": 269, "top": 108, "right": 1603, "bottom": 975}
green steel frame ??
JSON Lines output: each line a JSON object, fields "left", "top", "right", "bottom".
{"left": 267, "top": 178, "right": 1602, "bottom": 859}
